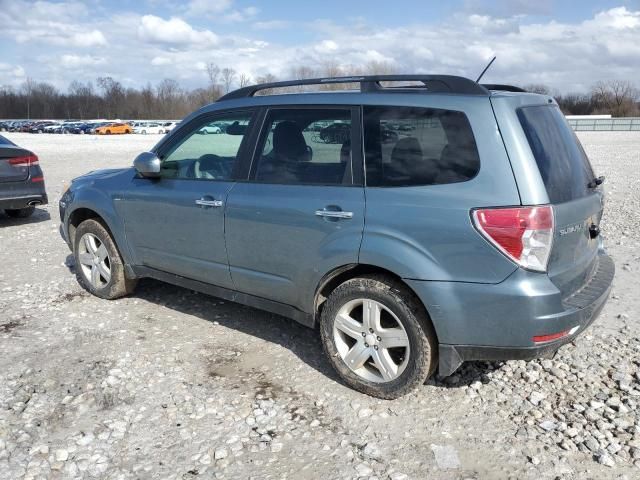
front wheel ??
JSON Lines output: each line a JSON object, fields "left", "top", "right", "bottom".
{"left": 74, "top": 219, "right": 137, "bottom": 299}
{"left": 320, "top": 275, "right": 437, "bottom": 399}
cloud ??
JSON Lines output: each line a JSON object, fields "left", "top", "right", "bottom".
{"left": 589, "top": 6, "right": 640, "bottom": 30}
{"left": 138, "top": 15, "right": 219, "bottom": 46}
{"left": 2, "top": 5, "right": 640, "bottom": 94}
{"left": 185, "top": 0, "right": 233, "bottom": 16}
{"left": 0, "top": 0, "right": 106, "bottom": 47}
{"left": 151, "top": 56, "right": 173, "bottom": 66}
{"left": 253, "top": 20, "right": 290, "bottom": 30}
{"left": 224, "top": 6, "right": 259, "bottom": 22}
{"left": 60, "top": 54, "right": 107, "bottom": 67}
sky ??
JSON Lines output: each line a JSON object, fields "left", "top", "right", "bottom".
{"left": 1, "top": 0, "right": 639, "bottom": 93}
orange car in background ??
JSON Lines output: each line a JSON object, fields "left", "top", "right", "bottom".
{"left": 95, "top": 123, "right": 132, "bottom": 135}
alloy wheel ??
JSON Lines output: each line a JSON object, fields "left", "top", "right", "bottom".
{"left": 78, "top": 233, "right": 111, "bottom": 289}
{"left": 333, "top": 298, "right": 410, "bottom": 383}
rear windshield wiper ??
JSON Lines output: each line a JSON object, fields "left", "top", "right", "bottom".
{"left": 588, "top": 176, "right": 605, "bottom": 189}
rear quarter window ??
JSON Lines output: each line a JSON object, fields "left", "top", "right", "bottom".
{"left": 363, "top": 106, "right": 480, "bottom": 187}
{"left": 517, "top": 105, "right": 595, "bottom": 204}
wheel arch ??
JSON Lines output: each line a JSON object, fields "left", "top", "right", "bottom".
{"left": 313, "top": 263, "right": 438, "bottom": 342}
{"left": 68, "top": 207, "right": 107, "bottom": 248}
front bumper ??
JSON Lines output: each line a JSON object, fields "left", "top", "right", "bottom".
{"left": 406, "top": 253, "right": 614, "bottom": 376}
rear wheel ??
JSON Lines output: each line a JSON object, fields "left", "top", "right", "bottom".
{"left": 5, "top": 207, "right": 35, "bottom": 218}
{"left": 320, "top": 275, "right": 437, "bottom": 399}
{"left": 105, "top": 130, "right": 111, "bottom": 135}
{"left": 74, "top": 219, "right": 137, "bottom": 299}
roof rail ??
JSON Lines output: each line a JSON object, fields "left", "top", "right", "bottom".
{"left": 218, "top": 75, "right": 490, "bottom": 101}
{"left": 481, "top": 84, "right": 527, "bottom": 93}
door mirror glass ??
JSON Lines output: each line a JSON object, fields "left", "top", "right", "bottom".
{"left": 134, "top": 151, "right": 161, "bottom": 178}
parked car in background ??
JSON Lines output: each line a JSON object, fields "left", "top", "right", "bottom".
{"left": 59, "top": 74, "right": 613, "bottom": 399}
{"left": 0, "top": 134, "right": 47, "bottom": 218}
{"left": 27, "top": 121, "right": 56, "bottom": 134}
{"left": 69, "top": 122, "right": 95, "bottom": 134}
{"left": 43, "top": 123, "right": 62, "bottom": 133}
{"left": 95, "top": 123, "right": 132, "bottom": 135}
{"left": 134, "top": 122, "right": 165, "bottom": 135}
{"left": 161, "top": 121, "right": 178, "bottom": 133}
{"left": 197, "top": 124, "right": 222, "bottom": 134}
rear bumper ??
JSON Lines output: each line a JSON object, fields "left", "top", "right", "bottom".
{"left": 406, "top": 253, "right": 614, "bottom": 376}
{"left": 0, "top": 191, "right": 48, "bottom": 210}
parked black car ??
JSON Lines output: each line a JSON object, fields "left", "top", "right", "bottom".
{"left": 71, "top": 122, "right": 98, "bottom": 134}
{"left": 28, "top": 121, "right": 56, "bottom": 134}
{"left": 0, "top": 134, "right": 47, "bottom": 218}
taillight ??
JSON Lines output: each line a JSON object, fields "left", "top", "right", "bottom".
{"left": 8, "top": 155, "right": 38, "bottom": 166}
{"left": 472, "top": 205, "right": 554, "bottom": 272}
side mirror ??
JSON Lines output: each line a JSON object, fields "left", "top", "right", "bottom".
{"left": 133, "top": 152, "right": 161, "bottom": 178}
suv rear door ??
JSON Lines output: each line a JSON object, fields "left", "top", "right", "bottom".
{"left": 224, "top": 106, "right": 365, "bottom": 311}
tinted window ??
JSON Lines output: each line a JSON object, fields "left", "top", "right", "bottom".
{"left": 160, "top": 113, "right": 252, "bottom": 180}
{"left": 363, "top": 106, "right": 480, "bottom": 187}
{"left": 518, "top": 105, "right": 594, "bottom": 203}
{"left": 253, "top": 108, "right": 352, "bottom": 185}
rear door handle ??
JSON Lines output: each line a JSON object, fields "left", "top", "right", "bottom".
{"left": 195, "top": 198, "right": 223, "bottom": 208}
{"left": 315, "top": 209, "right": 353, "bottom": 219}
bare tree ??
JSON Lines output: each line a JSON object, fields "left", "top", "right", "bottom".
{"left": 238, "top": 73, "right": 252, "bottom": 88}
{"left": 591, "top": 80, "right": 639, "bottom": 117}
{"left": 556, "top": 93, "right": 596, "bottom": 115}
{"left": 254, "top": 73, "right": 278, "bottom": 95}
{"left": 206, "top": 63, "right": 222, "bottom": 100}
{"left": 221, "top": 68, "right": 237, "bottom": 93}
{"left": 21, "top": 77, "right": 35, "bottom": 119}
{"left": 97, "top": 77, "right": 125, "bottom": 118}
{"left": 364, "top": 61, "right": 396, "bottom": 75}
{"left": 523, "top": 84, "right": 552, "bottom": 95}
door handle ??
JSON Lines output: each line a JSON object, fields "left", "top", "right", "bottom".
{"left": 315, "top": 209, "right": 353, "bottom": 219}
{"left": 195, "top": 198, "right": 223, "bottom": 208}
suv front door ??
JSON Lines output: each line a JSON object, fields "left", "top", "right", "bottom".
{"left": 224, "top": 106, "right": 365, "bottom": 311}
{"left": 117, "top": 111, "right": 256, "bottom": 289}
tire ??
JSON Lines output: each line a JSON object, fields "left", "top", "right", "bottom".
{"left": 320, "top": 275, "right": 437, "bottom": 399}
{"left": 5, "top": 207, "right": 35, "bottom": 218}
{"left": 73, "top": 219, "right": 137, "bottom": 299}
{"left": 105, "top": 130, "right": 111, "bottom": 135}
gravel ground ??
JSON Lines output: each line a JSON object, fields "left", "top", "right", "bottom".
{"left": 0, "top": 131, "right": 639, "bottom": 480}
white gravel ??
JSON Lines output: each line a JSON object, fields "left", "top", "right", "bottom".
{"left": 0, "top": 131, "right": 639, "bottom": 479}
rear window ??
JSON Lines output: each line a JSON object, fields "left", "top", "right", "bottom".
{"left": 518, "top": 105, "right": 595, "bottom": 203}
{"left": 363, "top": 106, "right": 480, "bottom": 187}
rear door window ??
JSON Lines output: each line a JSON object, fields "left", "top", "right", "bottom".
{"left": 363, "top": 106, "right": 480, "bottom": 187}
{"left": 517, "top": 105, "right": 595, "bottom": 203}
{"left": 252, "top": 108, "right": 354, "bottom": 185}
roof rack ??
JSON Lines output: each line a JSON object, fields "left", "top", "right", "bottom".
{"left": 481, "top": 84, "right": 527, "bottom": 93}
{"left": 218, "top": 75, "right": 490, "bottom": 101}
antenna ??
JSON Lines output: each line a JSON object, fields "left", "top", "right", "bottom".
{"left": 475, "top": 56, "right": 496, "bottom": 83}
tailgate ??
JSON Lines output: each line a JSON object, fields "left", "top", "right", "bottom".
{"left": 549, "top": 193, "right": 603, "bottom": 297}
{"left": 0, "top": 145, "right": 31, "bottom": 183}
{"left": 516, "top": 104, "right": 604, "bottom": 298}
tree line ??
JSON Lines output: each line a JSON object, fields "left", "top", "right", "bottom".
{"left": 0, "top": 61, "right": 638, "bottom": 119}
